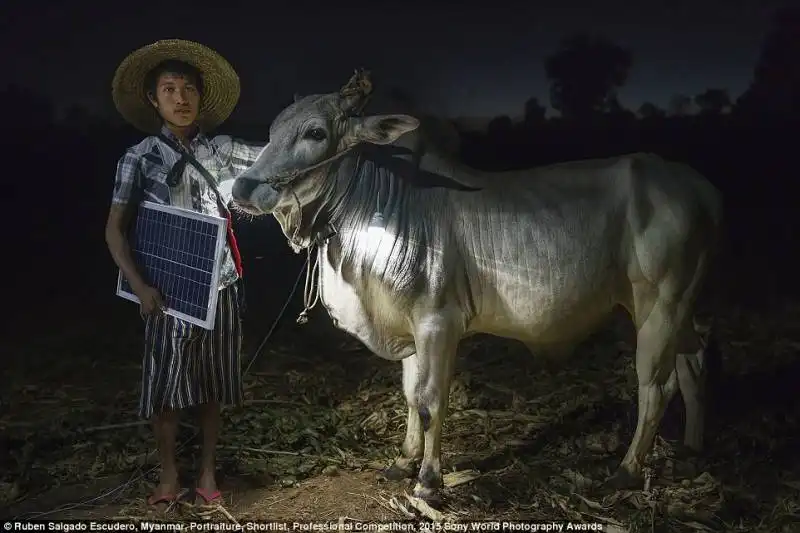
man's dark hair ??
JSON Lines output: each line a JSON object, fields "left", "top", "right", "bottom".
{"left": 144, "top": 59, "right": 204, "bottom": 97}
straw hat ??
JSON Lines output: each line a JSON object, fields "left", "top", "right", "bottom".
{"left": 112, "top": 39, "right": 240, "bottom": 134}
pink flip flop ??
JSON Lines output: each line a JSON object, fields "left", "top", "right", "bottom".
{"left": 194, "top": 487, "right": 223, "bottom": 505}
{"left": 148, "top": 491, "right": 183, "bottom": 508}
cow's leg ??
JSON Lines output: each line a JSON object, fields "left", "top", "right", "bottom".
{"left": 611, "top": 287, "right": 686, "bottom": 488}
{"left": 612, "top": 229, "right": 711, "bottom": 489}
{"left": 383, "top": 353, "right": 424, "bottom": 480}
{"left": 675, "top": 319, "right": 710, "bottom": 452}
{"left": 676, "top": 349, "right": 705, "bottom": 451}
{"left": 411, "top": 313, "right": 461, "bottom": 503}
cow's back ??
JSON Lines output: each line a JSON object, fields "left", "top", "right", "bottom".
{"left": 449, "top": 153, "right": 718, "bottom": 345}
{"left": 316, "top": 150, "right": 720, "bottom": 357}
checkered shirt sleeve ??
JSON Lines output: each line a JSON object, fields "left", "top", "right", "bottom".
{"left": 229, "top": 138, "right": 264, "bottom": 174}
{"left": 213, "top": 136, "right": 265, "bottom": 205}
{"left": 111, "top": 150, "right": 142, "bottom": 205}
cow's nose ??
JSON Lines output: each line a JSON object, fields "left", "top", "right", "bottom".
{"left": 232, "top": 176, "right": 261, "bottom": 201}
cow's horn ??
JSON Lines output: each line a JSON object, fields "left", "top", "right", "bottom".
{"left": 340, "top": 68, "right": 372, "bottom": 113}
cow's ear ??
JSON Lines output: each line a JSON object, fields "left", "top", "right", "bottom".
{"left": 351, "top": 114, "right": 419, "bottom": 145}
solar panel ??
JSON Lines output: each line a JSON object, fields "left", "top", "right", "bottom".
{"left": 116, "top": 201, "right": 227, "bottom": 330}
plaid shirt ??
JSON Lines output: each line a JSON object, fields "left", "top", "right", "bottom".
{"left": 112, "top": 125, "right": 264, "bottom": 290}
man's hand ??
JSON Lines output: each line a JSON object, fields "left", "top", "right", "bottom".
{"left": 135, "top": 284, "right": 166, "bottom": 315}
{"left": 106, "top": 205, "right": 163, "bottom": 316}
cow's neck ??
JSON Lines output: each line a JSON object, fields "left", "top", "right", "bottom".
{"left": 322, "top": 147, "right": 434, "bottom": 231}
{"left": 303, "top": 146, "right": 442, "bottom": 275}
{"left": 297, "top": 143, "right": 537, "bottom": 247}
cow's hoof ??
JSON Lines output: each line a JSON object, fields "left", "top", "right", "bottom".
{"left": 606, "top": 468, "right": 643, "bottom": 490}
{"left": 380, "top": 463, "right": 415, "bottom": 481}
{"left": 412, "top": 484, "right": 442, "bottom": 507}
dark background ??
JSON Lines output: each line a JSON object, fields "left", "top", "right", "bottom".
{"left": 2, "top": 1, "right": 799, "bottom": 524}
{"left": 1, "top": 1, "right": 797, "bottom": 359}
{"left": 5, "top": 2, "right": 799, "bottom": 331}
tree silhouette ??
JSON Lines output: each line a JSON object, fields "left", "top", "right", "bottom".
{"left": 737, "top": 6, "right": 800, "bottom": 116}
{"left": 694, "top": 89, "right": 731, "bottom": 115}
{"left": 638, "top": 102, "right": 665, "bottom": 119}
{"left": 487, "top": 115, "right": 513, "bottom": 138}
{"left": 523, "top": 97, "right": 546, "bottom": 125}
{"left": 606, "top": 96, "right": 636, "bottom": 122}
{"left": 668, "top": 94, "right": 694, "bottom": 116}
{"left": 544, "top": 33, "right": 633, "bottom": 120}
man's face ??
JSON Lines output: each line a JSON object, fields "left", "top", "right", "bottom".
{"left": 148, "top": 72, "right": 201, "bottom": 128}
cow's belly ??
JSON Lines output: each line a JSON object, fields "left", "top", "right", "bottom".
{"left": 318, "top": 253, "right": 415, "bottom": 361}
{"left": 469, "top": 265, "right": 622, "bottom": 345}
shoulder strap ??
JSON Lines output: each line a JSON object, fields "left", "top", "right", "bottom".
{"left": 157, "top": 134, "right": 245, "bottom": 279}
{"left": 157, "top": 134, "right": 227, "bottom": 213}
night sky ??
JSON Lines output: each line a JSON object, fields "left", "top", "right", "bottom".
{"left": 0, "top": 0, "right": 791, "bottom": 123}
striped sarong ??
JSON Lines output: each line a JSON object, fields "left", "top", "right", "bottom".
{"left": 138, "top": 281, "right": 243, "bottom": 419}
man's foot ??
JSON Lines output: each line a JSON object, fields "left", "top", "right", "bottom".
{"left": 148, "top": 474, "right": 183, "bottom": 509}
{"left": 147, "top": 491, "right": 183, "bottom": 507}
{"left": 195, "top": 470, "right": 222, "bottom": 506}
{"left": 194, "top": 487, "right": 223, "bottom": 506}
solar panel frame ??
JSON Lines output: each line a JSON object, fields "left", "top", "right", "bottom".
{"left": 116, "top": 201, "right": 228, "bottom": 330}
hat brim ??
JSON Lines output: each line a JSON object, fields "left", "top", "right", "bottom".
{"left": 112, "top": 39, "right": 240, "bottom": 134}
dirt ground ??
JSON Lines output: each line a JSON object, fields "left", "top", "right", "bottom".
{"left": 2, "top": 288, "right": 800, "bottom": 532}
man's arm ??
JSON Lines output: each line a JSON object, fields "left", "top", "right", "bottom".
{"left": 230, "top": 138, "right": 266, "bottom": 173}
{"left": 104, "top": 152, "right": 156, "bottom": 304}
{"left": 215, "top": 136, "right": 266, "bottom": 204}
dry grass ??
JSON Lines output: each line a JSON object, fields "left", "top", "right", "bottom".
{"left": 2, "top": 301, "right": 799, "bottom": 532}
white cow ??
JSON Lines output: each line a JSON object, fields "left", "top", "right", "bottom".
{"left": 231, "top": 71, "right": 723, "bottom": 502}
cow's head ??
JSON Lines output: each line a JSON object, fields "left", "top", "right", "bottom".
{"left": 231, "top": 70, "right": 419, "bottom": 216}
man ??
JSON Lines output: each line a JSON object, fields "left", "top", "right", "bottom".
{"left": 105, "top": 39, "right": 263, "bottom": 508}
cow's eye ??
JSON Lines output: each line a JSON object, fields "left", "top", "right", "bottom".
{"left": 304, "top": 128, "right": 327, "bottom": 141}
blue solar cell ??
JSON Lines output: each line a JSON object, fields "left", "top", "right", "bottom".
{"left": 116, "top": 202, "right": 227, "bottom": 330}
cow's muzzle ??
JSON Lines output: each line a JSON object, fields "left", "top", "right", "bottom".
{"left": 232, "top": 176, "right": 262, "bottom": 202}
{"left": 232, "top": 176, "right": 279, "bottom": 214}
